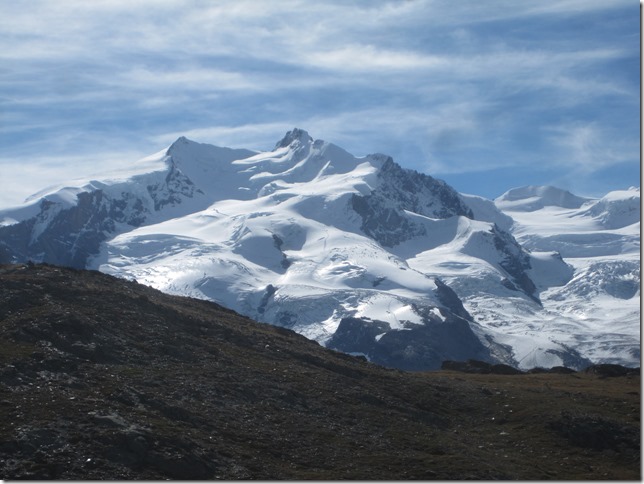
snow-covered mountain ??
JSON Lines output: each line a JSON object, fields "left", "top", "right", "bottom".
{"left": 492, "top": 186, "right": 640, "bottom": 367}
{"left": 0, "top": 130, "right": 639, "bottom": 370}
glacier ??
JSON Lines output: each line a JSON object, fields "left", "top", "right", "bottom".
{"left": 0, "top": 130, "right": 639, "bottom": 370}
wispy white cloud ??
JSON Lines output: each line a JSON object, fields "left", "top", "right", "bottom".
{"left": 111, "top": 67, "right": 261, "bottom": 92}
{"left": 545, "top": 122, "right": 639, "bottom": 172}
{"left": 415, "top": 0, "right": 632, "bottom": 26}
{"left": 305, "top": 45, "right": 447, "bottom": 72}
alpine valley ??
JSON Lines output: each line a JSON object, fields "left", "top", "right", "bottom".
{"left": 0, "top": 129, "right": 639, "bottom": 371}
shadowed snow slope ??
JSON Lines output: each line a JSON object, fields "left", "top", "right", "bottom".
{"left": 0, "top": 130, "right": 639, "bottom": 370}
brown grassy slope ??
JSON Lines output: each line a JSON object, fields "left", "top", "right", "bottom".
{"left": 0, "top": 263, "right": 640, "bottom": 480}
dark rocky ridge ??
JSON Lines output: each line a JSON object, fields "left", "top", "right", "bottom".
{"left": 0, "top": 264, "right": 639, "bottom": 479}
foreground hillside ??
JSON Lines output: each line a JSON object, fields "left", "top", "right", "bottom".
{"left": 0, "top": 264, "right": 639, "bottom": 480}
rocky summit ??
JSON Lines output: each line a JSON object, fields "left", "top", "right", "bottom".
{"left": 0, "top": 263, "right": 640, "bottom": 479}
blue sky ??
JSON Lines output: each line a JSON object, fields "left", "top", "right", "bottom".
{"left": 0, "top": 0, "right": 639, "bottom": 207}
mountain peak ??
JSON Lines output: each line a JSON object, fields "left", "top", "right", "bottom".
{"left": 496, "top": 185, "right": 591, "bottom": 211}
{"left": 166, "top": 135, "right": 198, "bottom": 155}
{"left": 275, "top": 128, "right": 313, "bottom": 149}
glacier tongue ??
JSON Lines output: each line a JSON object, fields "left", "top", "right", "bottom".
{"left": 0, "top": 130, "right": 639, "bottom": 370}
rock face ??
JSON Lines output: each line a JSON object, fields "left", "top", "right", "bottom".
{"left": 0, "top": 263, "right": 640, "bottom": 480}
{"left": 0, "top": 190, "right": 148, "bottom": 268}
{"left": 351, "top": 158, "right": 473, "bottom": 247}
{"left": 328, "top": 312, "right": 492, "bottom": 371}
